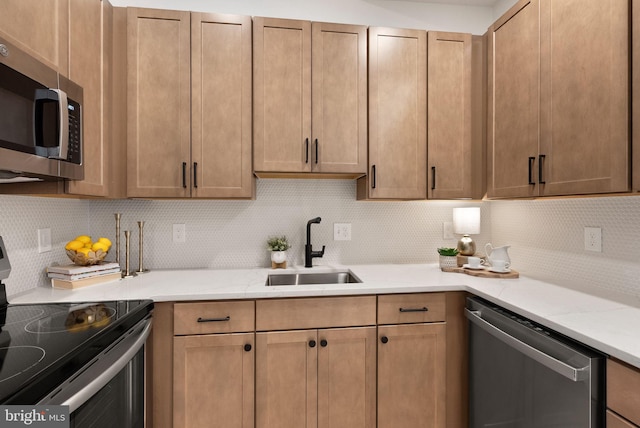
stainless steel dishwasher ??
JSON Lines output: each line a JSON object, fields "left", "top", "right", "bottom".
{"left": 466, "top": 296, "right": 605, "bottom": 428}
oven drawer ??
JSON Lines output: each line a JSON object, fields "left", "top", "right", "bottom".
{"left": 378, "top": 293, "right": 446, "bottom": 324}
{"left": 608, "top": 359, "right": 640, "bottom": 426}
{"left": 174, "top": 301, "right": 255, "bottom": 335}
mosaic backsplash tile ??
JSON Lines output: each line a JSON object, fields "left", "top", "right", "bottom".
{"left": 3, "top": 179, "right": 640, "bottom": 305}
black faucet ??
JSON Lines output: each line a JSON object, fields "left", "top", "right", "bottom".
{"left": 305, "top": 217, "right": 325, "bottom": 268}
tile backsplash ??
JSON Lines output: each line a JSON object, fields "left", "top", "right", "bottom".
{"left": 0, "top": 180, "right": 488, "bottom": 296}
{"left": 3, "top": 180, "right": 640, "bottom": 306}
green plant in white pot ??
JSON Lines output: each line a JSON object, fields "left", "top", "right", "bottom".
{"left": 267, "top": 236, "right": 291, "bottom": 268}
{"left": 437, "top": 247, "right": 459, "bottom": 270}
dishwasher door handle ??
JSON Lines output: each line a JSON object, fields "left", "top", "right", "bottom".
{"left": 465, "top": 309, "right": 589, "bottom": 382}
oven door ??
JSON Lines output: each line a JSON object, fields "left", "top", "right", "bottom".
{"left": 38, "top": 317, "right": 151, "bottom": 428}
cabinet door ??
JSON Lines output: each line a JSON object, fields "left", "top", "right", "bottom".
{"left": 378, "top": 323, "right": 446, "bottom": 428}
{"left": 487, "top": 0, "right": 540, "bottom": 198}
{"left": 253, "top": 18, "right": 311, "bottom": 173}
{"left": 191, "top": 13, "right": 254, "bottom": 198}
{"left": 127, "top": 8, "right": 191, "bottom": 197}
{"left": 174, "top": 333, "right": 255, "bottom": 428}
{"left": 360, "top": 27, "right": 427, "bottom": 199}
{"left": 427, "top": 31, "right": 473, "bottom": 199}
{"left": 538, "top": 0, "right": 629, "bottom": 196}
{"left": 311, "top": 22, "right": 367, "bottom": 174}
{"left": 256, "top": 330, "right": 318, "bottom": 428}
{"left": 633, "top": 0, "right": 640, "bottom": 192}
{"left": 66, "top": 0, "right": 109, "bottom": 197}
{"left": 317, "top": 327, "right": 376, "bottom": 428}
{"left": 0, "top": 0, "right": 68, "bottom": 74}
{"left": 608, "top": 411, "right": 639, "bottom": 428}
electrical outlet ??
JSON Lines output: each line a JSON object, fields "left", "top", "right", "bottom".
{"left": 37, "top": 228, "right": 52, "bottom": 253}
{"left": 334, "top": 223, "right": 352, "bottom": 241}
{"left": 584, "top": 227, "right": 602, "bottom": 252}
{"left": 173, "top": 224, "right": 186, "bottom": 243}
{"left": 443, "top": 222, "right": 455, "bottom": 240}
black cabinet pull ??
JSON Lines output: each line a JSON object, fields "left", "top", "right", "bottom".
{"left": 244, "top": 344, "right": 252, "bottom": 352}
{"left": 431, "top": 166, "right": 436, "bottom": 190}
{"left": 182, "top": 162, "right": 187, "bottom": 188}
{"left": 528, "top": 157, "right": 536, "bottom": 185}
{"left": 305, "top": 138, "right": 309, "bottom": 164}
{"left": 309, "top": 340, "right": 316, "bottom": 348}
{"left": 193, "top": 162, "right": 198, "bottom": 188}
{"left": 399, "top": 307, "right": 429, "bottom": 313}
{"left": 197, "top": 316, "right": 230, "bottom": 323}
{"left": 538, "top": 154, "right": 546, "bottom": 184}
{"left": 315, "top": 138, "right": 319, "bottom": 164}
{"left": 320, "top": 339, "right": 328, "bottom": 347}
{"left": 371, "top": 165, "right": 376, "bottom": 189}
{"left": 380, "top": 336, "right": 389, "bottom": 344}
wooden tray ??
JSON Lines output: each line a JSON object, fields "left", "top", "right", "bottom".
{"left": 442, "top": 267, "right": 519, "bottom": 279}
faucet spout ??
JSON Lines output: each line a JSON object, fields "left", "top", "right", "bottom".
{"left": 305, "top": 217, "right": 324, "bottom": 268}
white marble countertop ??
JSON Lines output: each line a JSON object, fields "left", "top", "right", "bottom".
{"left": 10, "top": 263, "right": 640, "bottom": 369}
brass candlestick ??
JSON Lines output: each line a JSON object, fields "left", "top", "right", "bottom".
{"left": 136, "top": 221, "right": 148, "bottom": 273}
{"left": 114, "top": 213, "right": 122, "bottom": 266}
{"left": 122, "top": 230, "right": 136, "bottom": 278}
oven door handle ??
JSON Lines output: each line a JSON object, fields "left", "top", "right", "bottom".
{"left": 465, "top": 309, "right": 589, "bottom": 382}
{"left": 39, "top": 318, "right": 152, "bottom": 412}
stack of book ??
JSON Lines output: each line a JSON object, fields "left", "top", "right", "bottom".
{"left": 47, "top": 262, "right": 122, "bottom": 289}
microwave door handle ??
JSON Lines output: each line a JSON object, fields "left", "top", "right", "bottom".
{"left": 51, "top": 89, "right": 69, "bottom": 160}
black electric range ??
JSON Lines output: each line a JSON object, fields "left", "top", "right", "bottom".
{"left": 0, "top": 237, "right": 153, "bottom": 405}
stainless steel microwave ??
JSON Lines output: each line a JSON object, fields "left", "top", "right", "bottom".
{"left": 0, "top": 36, "right": 83, "bottom": 183}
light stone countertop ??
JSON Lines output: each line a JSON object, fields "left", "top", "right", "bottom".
{"left": 10, "top": 263, "right": 640, "bottom": 369}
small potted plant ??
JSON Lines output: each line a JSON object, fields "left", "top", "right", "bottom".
{"left": 437, "top": 247, "right": 459, "bottom": 271}
{"left": 267, "top": 236, "right": 291, "bottom": 268}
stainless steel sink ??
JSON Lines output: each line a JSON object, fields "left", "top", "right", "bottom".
{"left": 265, "top": 271, "right": 362, "bottom": 286}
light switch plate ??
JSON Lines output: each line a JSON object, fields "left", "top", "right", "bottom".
{"left": 173, "top": 224, "right": 186, "bottom": 243}
{"left": 334, "top": 223, "right": 351, "bottom": 241}
{"left": 443, "top": 222, "right": 454, "bottom": 240}
{"left": 584, "top": 227, "right": 602, "bottom": 252}
{"left": 37, "top": 228, "right": 52, "bottom": 253}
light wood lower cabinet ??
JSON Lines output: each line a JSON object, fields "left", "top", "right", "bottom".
{"left": 607, "top": 358, "right": 640, "bottom": 427}
{"left": 255, "top": 326, "right": 376, "bottom": 428}
{"left": 608, "top": 410, "right": 639, "bottom": 428}
{"left": 174, "top": 333, "right": 255, "bottom": 428}
{"left": 378, "top": 323, "right": 447, "bottom": 428}
{"left": 151, "top": 293, "right": 465, "bottom": 428}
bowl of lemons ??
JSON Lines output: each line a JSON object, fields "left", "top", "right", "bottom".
{"left": 65, "top": 235, "right": 112, "bottom": 266}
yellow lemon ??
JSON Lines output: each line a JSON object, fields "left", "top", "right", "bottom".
{"left": 75, "top": 235, "right": 92, "bottom": 244}
{"left": 97, "top": 237, "right": 112, "bottom": 249}
{"left": 92, "top": 242, "right": 109, "bottom": 253}
{"left": 76, "top": 247, "right": 91, "bottom": 256}
{"left": 65, "top": 240, "right": 84, "bottom": 251}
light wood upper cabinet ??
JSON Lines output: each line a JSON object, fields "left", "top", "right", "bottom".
{"left": 311, "top": 22, "right": 367, "bottom": 174}
{"left": 253, "top": 18, "right": 312, "bottom": 174}
{"left": 633, "top": 1, "right": 640, "bottom": 192}
{"left": 253, "top": 18, "right": 367, "bottom": 176}
{"left": 488, "top": 0, "right": 629, "bottom": 198}
{"left": 127, "top": 9, "right": 253, "bottom": 198}
{"left": 127, "top": 8, "right": 191, "bottom": 198}
{"left": 487, "top": 0, "right": 540, "bottom": 198}
{"left": 427, "top": 31, "right": 482, "bottom": 199}
{"left": 0, "top": 0, "right": 69, "bottom": 75}
{"left": 66, "top": 0, "right": 111, "bottom": 197}
{"left": 191, "top": 12, "right": 254, "bottom": 198}
{"left": 358, "top": 27, "right": 427, "bottom": 200}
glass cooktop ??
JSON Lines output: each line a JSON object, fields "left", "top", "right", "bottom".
{"left": 0, "top": 299, "right": 153, "bottom": 404}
